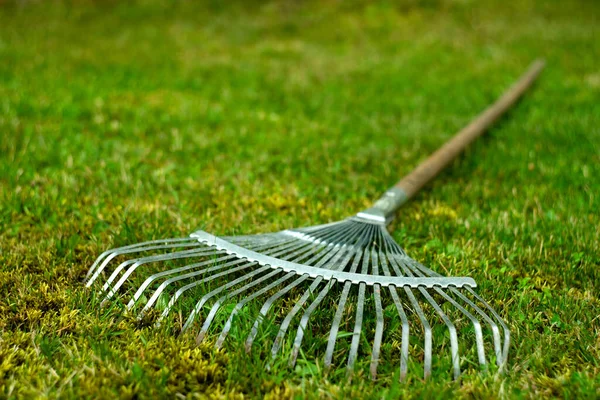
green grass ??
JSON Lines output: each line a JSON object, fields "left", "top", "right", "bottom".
{"left": 1, "top": 0, "right": 599, "bottom": 398}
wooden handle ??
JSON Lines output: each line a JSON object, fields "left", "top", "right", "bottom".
{"left": 395, "top": 59, "right": 545, "bottom": 198}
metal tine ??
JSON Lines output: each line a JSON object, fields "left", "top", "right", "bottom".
{"left": 391, "top": 243, "right": 505, "bottom": 368}
{"left": 336, "top": 222, "right": 371, "bottom": 249}
{"left": 271, "top": 279, "right": 324, "bottom": 360}
{"left": 269, "top": 223, "right": 365, "bottom": 360}
{"left": 233, "top": 235, "right": 307, "bottom": 258}
{"left": 297, "top": 221, "right": 365, "bottom": 261}
{"left": 384, "top": 240, "right": 433, "bottom": 380}
{"left": 276, "top": 221, "right": 362, "bottom": 266}
{"left": 100, "top": 247, "right": 221, "bottom": 303}
{"left": 403, "top": 288, "right": 433, "bottom": 380}
{"left": 158, "top": 238, "right": 320, "bottom": 325}
{"left": 293, "top": 220, "right": 353, "bottom": 235}
{"left": 346, "top": 245, "right": 372, "bottom": 377}
{"left": 245, "top": 234, "right": 318, "bottom": 260}
{"left": 134, "top": 257, "right": 248, "bottom": 315}
{"left": 86, "top": 238, "right": 202, "bottom": 286}
{"left": 260, "top": 222, "right": 356, "bottom": 267}
{"left": 281, "top": 221, "right": 351, "bottom": 246}
{"left": 283, "top": 221, "right": 361, "bottom": 257}
{"left": 295, "top": 220, "right": 351, "bottom": 236}
{"left": 281, "top": 225, "right": 354, "bottom": 265}
{"left": 258, "top": 234, "right": 326, "bottom": 256}
{"left": 161, "top": 260, "right": 263, "bottom": 324}
{"left": 127, "top": 253, "right": 239, "bottom": 309}
{"left": 264, "top": 238, "right": 327, "bottom": 265}
{"left": 286, "top": 242, "right": 362, "bottom": 364}
{"left": 322, "top": 223, "right": 373, "bottom": 370}
{"left": 369, "top": 230, "right": 385, "bottom": 380}
{"left": 398, "top": 257, "right": 488, "bottom": 369}
{"left": 300, "top": 221, "right": 362, "bottom": 249}
{"left": 239, "top": 226, "right": 360, "bottom": 351}
{"left": 377, "top": 236, "right": 410, "bottom": 382}
{"left": 245, "top": 274, "right": 310, "bottom": 353}
{"left": 288, "top": 280, "right": 334, "bottom": 368}
{"left": 320, "top": 221, "right": 368, "bottom": 251}
{"left": 433, "top": 288, "right": 487, "bottom": 369}
{"left": 231, "top": 227, "right": 331, "bottom": 255}
{"left": 418, "top": 287, "right": 461, "bottom": 379}
{"left": 269, "top": 263, "right": 344, "bottom": 358}
{"left": 448, "top": 289, "right": 503, "bottom": 366}
{"left": 323, "top": 284, "right": 355, "bottom": 369}
{"left": 86, "top": 237, "right": 198, "bottom": 280}
{"left": 260, "top": 234, "right": 330, "bottom": 264}
{"left": 196, "top": 267, "right": 285, "bottom": 344}
{"left": 243, "top": 234, "right": 311, "bottom": 254}
{"left": 215, "top": 271, "right": 297, "bottom": 349}
{"left": 157, "top": 238, "right": 304, "bottom": 317}
{"left": 181, "top": 262, "right": 266, "bottom": 332}
{"left": 390, "top": 253, "right": 461, "bottom": 379}
{"left": 131, "top": 237, "right": 310, "bottom": 313}
{"left": 398, "top": 253, "right": 510, "bottom": 366}
{"left": 99, "top": 247, "right": 219, "bottom": 292}
{"left": 240, "top": 229, "right": 344, "bottom": 251}
{"left": 465, "top": 287, "right": 510, "bottom": 366}
{"left": 400, "top": 254, "right": 508, "bottom": 367}
{"left": 287, "top": 223, "right": 371, "bottom": 368}
{"left": 156, "top": 235, "right": 330, "bottom": 327}
{"left": 230, "top": 233, "right": 294, "bottom": 248}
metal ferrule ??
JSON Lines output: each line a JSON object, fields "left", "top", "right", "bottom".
{"left": 355, "top": 186, "right": 409, "bottom": 225}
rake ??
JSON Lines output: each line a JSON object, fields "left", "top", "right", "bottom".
{"left": 85, "top": 60, "right": 544, "bottom": 381}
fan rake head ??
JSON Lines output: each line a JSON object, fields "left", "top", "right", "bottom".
{"left": 85, "top": 217, "right": 509, "bottom": 381}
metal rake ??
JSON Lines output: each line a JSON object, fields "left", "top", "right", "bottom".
{"left": 85, "top": 60, "right": 544, "bottom": 380}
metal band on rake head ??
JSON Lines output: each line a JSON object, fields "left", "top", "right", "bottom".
{"left": 85, "top": 60, "right": 545, "bottom": 380}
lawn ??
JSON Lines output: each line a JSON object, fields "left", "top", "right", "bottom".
{"left": 0, "top": 0, "right": 598, "bottom": 398}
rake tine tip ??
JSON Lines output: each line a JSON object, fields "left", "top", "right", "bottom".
{"left": 196, "top": 330, "right": 207, "bottom": 345}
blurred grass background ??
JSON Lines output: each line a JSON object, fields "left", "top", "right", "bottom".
{"left": 0, "top": 0, "right": 599, "bottom": 398}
